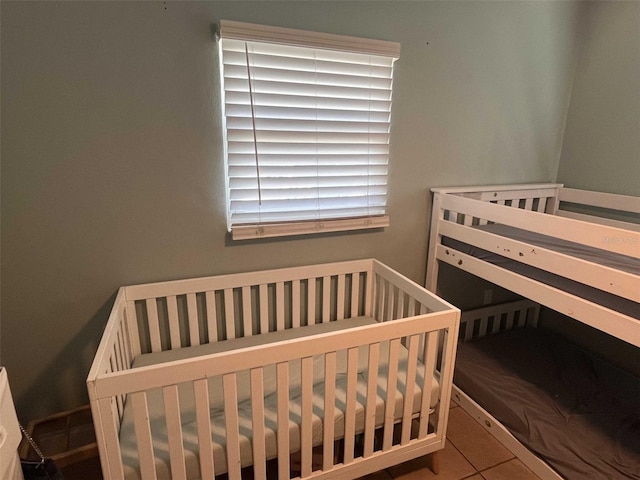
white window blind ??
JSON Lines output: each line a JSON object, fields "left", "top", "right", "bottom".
{"left": 218, "top": 21, "right": 400, "bottom": 240}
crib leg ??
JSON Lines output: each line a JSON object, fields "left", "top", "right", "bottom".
{"left": 428, "top": 451, "right": 440, "bottom": 475}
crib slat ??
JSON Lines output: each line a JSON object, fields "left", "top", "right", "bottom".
{"left": 167, "top": 295, "right": 182, "bottom": 349}
{"left": 292, "top": 280, "right": 301, "bottom": 328}
{"left": 386, "top": 282, "right": 394, "bottom": 321}
{"left": 300, "top": 356, "right": 314, "bottom": 477}
{"left": 276, "top": 282, "right": 285, "bottom": 331}
{"left": 187, "top": 293, "right": 199, "bottom": 346}
{"left": 145, "top": 299, "right": 162, "bottom": 352}
{"left": 401, "top": 335, "right": 420, "bottom": 445}
{"left": 131, "top": 392, "right": 158, "bottom": 480}
{"left": 343, "top": 347, "right": 359, "bottom": 464}
{"left": 322, "top": 276, "right": 331, "bottom": 323}
{"left": 163, "top": 385, "right": 187, "bottom": 480}
{"left": 307, "top": 278, "right": 316, "bottom": 325}
{"left": 418, "top": 332, "right": 438, "bottom": 438}
{"left": 223, "top": 374, "right": 242, "bottom": 479}
{"left": 395, "top": 289, "right": 404, "bottom": 320}
{"left": 383, "top": 338, "right": 400, "bottom": 451}
{"left": 97, "top": 397, "right": 125, "bottom": 480}
{"left": 250, "top": 369, "right": 267, "bottom": 480}
{"left": 242, "top": 286, "right": 252, "bottom": 337}
{"left": 259, "top": 284, "right": 269, "bottom": 333}
{"left": 363, "top": 342, "right": 381, "bottom": 458}
{"left": 276, "top": 362, "right": 290, "bottom": 480}
{"left": 323, "top": 352, "right": 337, "bottom": 471}
{"left": 350, "top": 272, "right": 360, "bottom": 318}
{"left": 193, "top": 379, "right": 215, "bottom": 479}
{"left": 375, "top": 277, "right": 384, "bottom": 321}
{"left": 205, "top": 291, "right": 218, "bottom": 342}
{"left": 224, "top": 289, "right": 235, "bottom": 340}
{"left": 337, "top": 274, "right": 346, "bottom": 320}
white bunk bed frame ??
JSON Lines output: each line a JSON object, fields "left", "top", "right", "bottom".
{"left": 425, "top": 183, "right": 639, "bottom": 479}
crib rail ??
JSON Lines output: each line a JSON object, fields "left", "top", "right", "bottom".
{"left": 88, "top": 259, "right": 460, "bottom": 480}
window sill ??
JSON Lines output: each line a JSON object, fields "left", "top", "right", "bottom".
{"left": 231, "top": 215, "right": 389, "bottom": 240}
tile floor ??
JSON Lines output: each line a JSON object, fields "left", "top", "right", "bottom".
{"left": 61, "top": 401, "right": 543, "bottom": 480}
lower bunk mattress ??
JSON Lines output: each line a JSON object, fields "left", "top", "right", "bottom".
{"left": 454, "top": 326, "right": 640, "bottom": 479}
{"left": 119, "top": 317, "right": 440, "bottom": 480}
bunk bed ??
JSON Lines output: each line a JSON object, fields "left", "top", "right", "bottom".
{"left": 424, "top": 183, "right": 640, "bottom": 479}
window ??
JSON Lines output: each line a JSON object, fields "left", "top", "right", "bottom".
{"left": 218, "top": 21, "right": 400, "bottom": 240}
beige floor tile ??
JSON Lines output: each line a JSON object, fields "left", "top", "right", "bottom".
{"left": 480, "top": 459, "right": 541, "bottom": 480}
{"left": 387, "top": 443, "right": 476, "bottom": 480}
{"left": 465, "top": 476, "right": 484, "bottom": 480}
{"left": 446, "top": 407, "right": 514, "bottom": 471}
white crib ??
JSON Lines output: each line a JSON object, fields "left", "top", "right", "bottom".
{"left": 87, "top": 259, "right": 460, "bottom": 480}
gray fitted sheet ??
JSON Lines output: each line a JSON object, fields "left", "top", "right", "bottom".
{"left": 442, "top": 224, "right": 640, "bottom": 319}
{"left": 455, "top": 327, "right": 640, "bottom": 480}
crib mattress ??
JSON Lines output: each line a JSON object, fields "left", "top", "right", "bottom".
{"left": 119, "top": 317, "right": 439, "bottom": 480}
{"left": 455, "top": 327, "right": 640, "bottom": 480}
{"left": 442, "top": 223, "right": 640, "bottom": 318}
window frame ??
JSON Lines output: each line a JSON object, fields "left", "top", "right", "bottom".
{"left": 218, "top": 21, "right": 400, "bottom": 240}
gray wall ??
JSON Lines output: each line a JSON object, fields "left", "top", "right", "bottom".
{"left": 2, "top": 1, "right": 584, "bottom": 420}
{"left": 557, "top": 1, "right": 640, "bottom": 195}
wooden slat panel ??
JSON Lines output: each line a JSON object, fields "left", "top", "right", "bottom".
{"left": 223, "top": 374, "right": 242, "bottom": 479}
{"left": 166, "top": 295, "right": 181, "bottom": 349}
{"left": 400, "top": 335, "right": 419, "bottom": 444}
{"left": 204, "top": 291, "right": 218, "bottom": 343}
{"left": 242, "top": 286, "right": 253, "bottom": 337}
{"left": 323, "top": 352, "right": 337, "bottom": 472}
{"left": 250, "top": 369, "right": 267, "bottom": 480}
{"left": 418, "top": 332, "right": 438, "bottom": 438}
{"left": 276, "top": 282, "right": 285, "bottom": 331}
{"left": 343, "top": 347, "right": 359, "bottom": 464}
{"left": 146, "top": 299, "right": 162, "bottom": 353}
{"left": 163, "top": 385, "right": 187, "bottom": 480}
{"left": 224, "top": 289, "right": 235, "bottom": 340}
{"left": 131, "top": 392, "right": 158, "bottom": 480}
{"left": 382, "top": 338, "right": 400, "bottom": 451}
{"left": 276, "top": 362, "right": 290, "bottom": 480}
{"left": 259, "top": 284, "right": 269, "bottom": 333}
{"left": 363, "top": 342, "right": 380, "bottom": 458}
{"left": 193, "top": 379, "right": 215, "bottom": 479}
{"left": 186, "top": 293, "right": 199, "bottom": 346}
{"left": 300, "top": 356, "right": 314, "bottom": 477}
